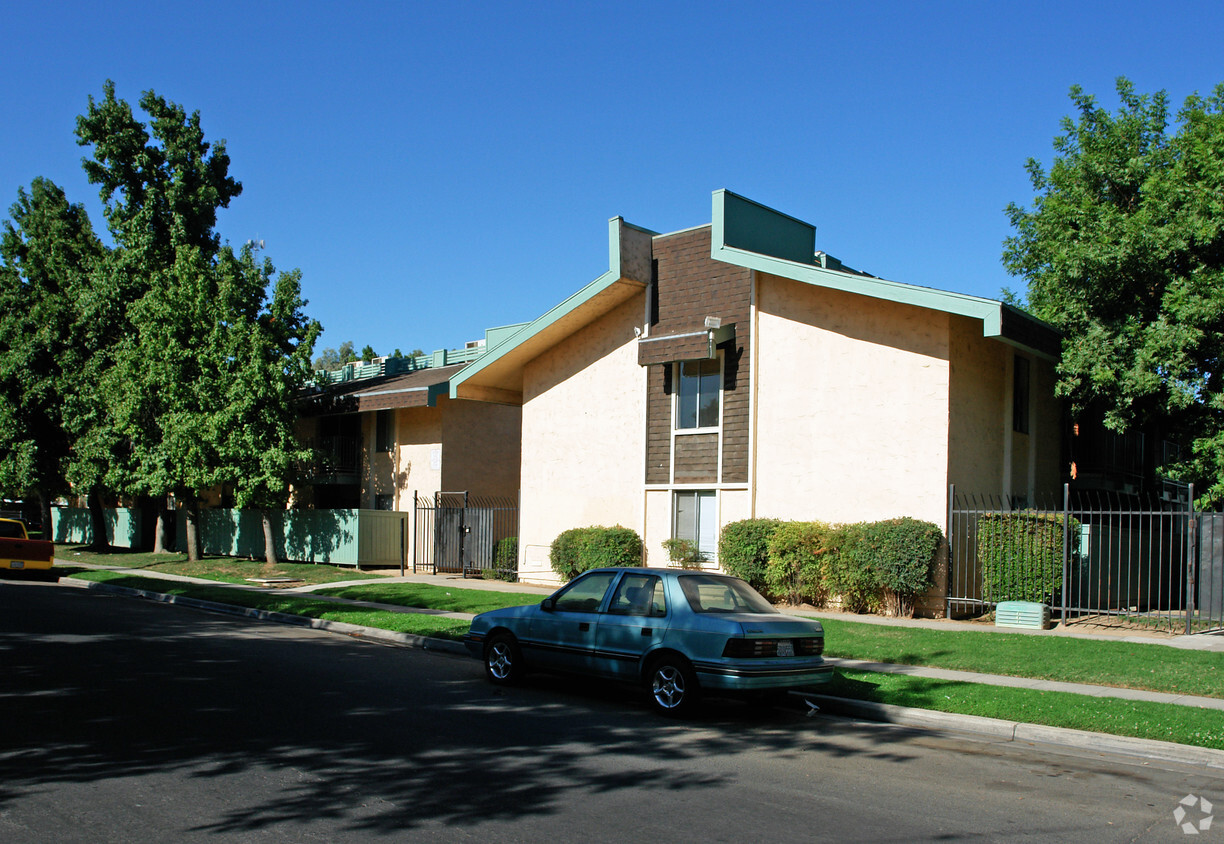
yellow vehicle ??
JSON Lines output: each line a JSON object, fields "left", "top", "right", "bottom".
{"left": 0, "top": 518, "right": 54, "bottom": 571}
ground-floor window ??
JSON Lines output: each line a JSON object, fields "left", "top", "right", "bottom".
{"left": 673, "top": 490, "right": 716, "bottom": 561}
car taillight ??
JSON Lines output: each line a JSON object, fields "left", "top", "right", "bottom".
{"left": 722, "top": 637, "right": 824, "bottom": 658}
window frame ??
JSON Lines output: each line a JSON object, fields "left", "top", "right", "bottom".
{"left": 672, "top": 489, "right": 717, "bottom": 562}
{"left": 673, "top": 355, "right": 723, "bottom": 434}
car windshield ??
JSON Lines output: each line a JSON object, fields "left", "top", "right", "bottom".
{"left": 677, "top": 574, "right": 778, "bottom": 614}
{"left": 0, "top": 521, "right": 23, "bottom": 539}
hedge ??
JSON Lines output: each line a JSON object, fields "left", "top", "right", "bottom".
{"left": 977, "top": 511, "right": 1077, "bottom": 605}
{"left": 549, "top": 525, "right": 643, "bottom": 581}
{"left": 717, "top": 519, "right": 782, "bottom": 596}
{"left": 487, "top": 537, "right": 518, "bottom": 582}
{"left": 764, "top": 521, "right": 832, "bottom": 605}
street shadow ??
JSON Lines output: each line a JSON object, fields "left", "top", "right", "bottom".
{"left": 0, "top": 583, "right": 975, "bottom": 837}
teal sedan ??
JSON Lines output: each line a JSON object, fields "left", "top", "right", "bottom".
{"left": 464, "top": 567, "right": 831, "bottom": 715}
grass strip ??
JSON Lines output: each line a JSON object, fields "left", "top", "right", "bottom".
{"left": 817, "top": 618, "right": 1224, "bottom": 700}
{"left": 56, "top": 545, "right": 383, "bottom": 586}
{"left": 825, "top": 668, "right": 1224, "bottom": 751}
{"left": 314, "top": 582, "right": 540, "bottom": 615}
{"left": 68, "top": 570, "right": 470, "bottom": 640}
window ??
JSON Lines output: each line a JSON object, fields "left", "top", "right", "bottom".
{"left": 673, "top": 490, "right": 716, "bottom": 561}
{"left": 675, "top": 357, "right": 720, "bottom": 430}
{"left": 552, "top": 571, "right": 618, "bottom": 613}
{"left": 375, "top": 494, "right": 395, "bottom": 511}
{"left": 1013, "top": 355, "right": 1030, "bottom": 435}
{"left": 376, "top": 409, "right": 395, "bottom": 451}
{"left": 608, "top": 573, "right": 666, "bottom": 617}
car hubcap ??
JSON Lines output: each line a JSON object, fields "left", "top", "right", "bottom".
{"left": 652, "top": 665, "right": 685, "bottom": 709}
{"left": 489, "top": 643, "right": 512, "bottom": 679}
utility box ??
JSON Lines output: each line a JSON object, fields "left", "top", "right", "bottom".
{"left": 995, "top": 601, "right": 1051, "bottom": 630}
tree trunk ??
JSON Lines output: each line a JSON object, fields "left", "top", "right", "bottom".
{"left": 153, "top": 505, "right": 170, "bottom": 554}
{"left": 261, "top": 507, "right": 279, "bottom": 565}
{"left": 87, "top": 487, "right": 109, "bottom": 552}
{"left": 183, "top": 496, "right": 201, "bottom": 562}
{"left": 36, "top": 489, "right": 52, "bottom": 542}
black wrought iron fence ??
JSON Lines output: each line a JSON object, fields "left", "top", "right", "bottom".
{"left": 948, "top": 484, "right": 1223, "bottom": 634}
{"left": 412, "top": 491, "right": 518, "bottom": 578}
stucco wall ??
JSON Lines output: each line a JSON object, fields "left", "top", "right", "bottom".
{"left": 439, "top": 397, "right": 522, "bottom": 499}
{"left": 947, "top": 316, "right": 1062, "bottom": 502}
{"left": 947, "top": 315, "right": 1006, "bottom": 499}
{"left": 518, "top": 296, "right": 647, "bottom": 582}
{"left": 753, "top": 275, "right": 953, "bottom": 529}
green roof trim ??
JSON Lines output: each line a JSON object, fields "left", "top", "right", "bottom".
{"left": 451, "top": 190, "right": 1061, "bottom": 404}
{"left": 450, "top": 216, "right": 653, "bottom": 402}
{"left": 711, "top": 189, "right": 1059, "bottom": 358}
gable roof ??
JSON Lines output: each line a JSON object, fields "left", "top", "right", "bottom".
{"left": 451, "top": 190, "right": 1059, "bottom": 404}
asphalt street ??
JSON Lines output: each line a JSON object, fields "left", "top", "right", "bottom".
{"left": 2, "top": 578, "right": 1222, "bottom": 842}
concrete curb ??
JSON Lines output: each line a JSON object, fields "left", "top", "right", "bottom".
{"left": 63, "top": 577, "right": 1224, "bottom": 770}
{"left": 808, "top": 694, "right": 1224, "bottom": 771}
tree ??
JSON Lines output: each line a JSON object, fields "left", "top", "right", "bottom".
{"left": 74, "top": 81, "right": 246, "bottom": 557}
{"left": 214, "top": 244, "right": 320, "bottom": 563}
{"left": 0, "top": 178, "right": 103, "bottom": 532}
{"left": 360, "top": 344, "right": 376, "bottom": 363}
{"left": 1004, "top": 78, "right": 1224, "bottom": 503}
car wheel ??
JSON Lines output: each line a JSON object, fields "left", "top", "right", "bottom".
{"left": 646, "top": 656, "right": 699, "bottom": 716}
{"left": 484, "top": 633, "right": 523, "bottom": 685}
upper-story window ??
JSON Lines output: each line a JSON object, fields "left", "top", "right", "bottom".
{"left": 675, "top": 357, "right": 721, "bottom": 430}
{"left": 1013, "top": 355, "right": 1030, "bottom": 435}
{"left": 376, "top": 409, "right": 395, "bottom": 452}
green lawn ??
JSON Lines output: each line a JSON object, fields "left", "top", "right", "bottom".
{"left": 314, "top": 582, "right": 540, "bottom": 615}
{"left": 55, "top": 545, "right": 383, "bottom": 586}
{"left": 817, "top": 617, "right": 1224, "bottom": 700}
{"left": 67, "top": 570, "right": 471, "bottom": 639}
{"left": 824, "top": 668, "right": 1224, "bottom": 751}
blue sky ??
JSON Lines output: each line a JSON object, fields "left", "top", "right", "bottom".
{"left": 3, "top": 1, "right": 1223, "bottom": 358}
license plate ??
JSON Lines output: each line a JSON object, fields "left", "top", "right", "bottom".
{"left": 10, "top": 561, "right": 23, "bottom": 569}
{"left": 776, "top": 640, "right": 794, "bottom": 657}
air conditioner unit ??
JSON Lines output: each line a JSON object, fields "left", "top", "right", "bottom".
{"left": 995, "top": 601, "right": 1051, "bottom": 630}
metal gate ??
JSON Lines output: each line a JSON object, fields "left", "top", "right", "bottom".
{"left": 412, "top": 491, "right": 518, "bottom": 577}
{"left": 948, "top": 483, "right": 1223, "bottom": 634}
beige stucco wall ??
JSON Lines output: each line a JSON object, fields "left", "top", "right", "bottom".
{"left": 753, "top": 275, "right": 953, "bottom": 529}
{"left": 439, "top": 397, "right": 522, "bottom": 499}
{"left": 947, "top": 315, "right": 1006, "bottom": 499}
{"left": 947, "top": 317, "right": 1062, "bottom": 503}
{"left": 517, "top": 296, "right": 647, "bottom": 584}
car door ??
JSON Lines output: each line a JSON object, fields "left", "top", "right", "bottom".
{"left": 526, "top": 570, "right": 618, "bottom": 673}
{"left": 591, "top": 573, "right": 669, "bottom": 680}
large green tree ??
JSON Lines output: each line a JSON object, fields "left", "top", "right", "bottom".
{"left": 215, "top": 245, "right": 320, "bottom": 563}
{"left": 0, "top": 178, "right": 103, "bottom": 532}
{"left": 74, "top": 81, "right": 243, "bottom": 555}
{"left": 1004, "top": 78, "right": 1224, "bottom": 503}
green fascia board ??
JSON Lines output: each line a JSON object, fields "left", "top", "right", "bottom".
{"left": 711, "top": 189, "right": 1060, "bottom": 359}
{"left": 450, "top": 215, "right": 656, "bottom": 400}
{"left": 449, "top": 268, "right": 623, "bottom": 398}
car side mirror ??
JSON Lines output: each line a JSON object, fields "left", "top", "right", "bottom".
{"left": 540, "top": 597, "right": 555, "bottom": 612}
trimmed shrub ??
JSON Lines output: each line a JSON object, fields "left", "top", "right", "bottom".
{"left": 863, "top": 518, "right": 941, "bottom": 617}
{"left": 824, "top": 523, "right": 882, "bottom": 613}
{"left": 718, "top": 519, "right": 783, "bottom": 596}
{"left": 549, "top": 525, "right": 643, "bottom": 581}
{"left": 978, "top": 512, "right": 1077, "bottom": 605}
{"left": 764, "top": 521, "right": 832, "bottom": 605}
{"left": 488, "top": 537, "right": 518, "bottom": 582}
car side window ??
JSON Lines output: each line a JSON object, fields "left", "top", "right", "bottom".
{"left": 552, "top": 571, "right": 617, "bottom": 613}
{"left": 607, "top": 574, "right": 665, "bottom": 617}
